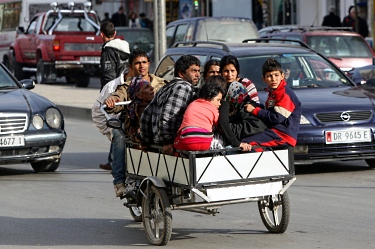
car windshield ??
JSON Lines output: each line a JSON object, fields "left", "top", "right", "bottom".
{"left": 196, "top": 18, "right": 259, "bottom": 43}
{"left": 45, "top": 13, "right": 98, "bottom": 32}
{"left": 0, "top": 66, "right": 18, "bottom": 88}
{"left": 307, "top": 35, "right": 373, "bottom": 58}
{"left": 237, "top": 53, "right": 352, "bottom": 90}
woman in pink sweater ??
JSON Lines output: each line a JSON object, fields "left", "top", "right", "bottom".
{"left": 174, "top": 81, "right": 225, "bottom": 151}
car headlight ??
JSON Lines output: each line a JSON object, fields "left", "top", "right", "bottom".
{"left": 32, "top": 115, "right": 44, "bottom": 129}
{"left": 46, "top": 108, "right": 62, "bottom": 128}
{"left": 300, "top": 115, "right": 311, "bottom": 125}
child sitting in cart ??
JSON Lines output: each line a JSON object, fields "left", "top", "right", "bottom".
{"left": 173, "top": 81, "right": 225, "bottom": 151}
{"left": 242, "top": 58, "right": 302, "bottom": 149}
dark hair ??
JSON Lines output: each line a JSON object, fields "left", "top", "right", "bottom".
{"left": 205, "top": 75, "right": 227, "bottom": 93}
{"left": 219, "top": 55, "right": 240, "bottom": 75}
{"left": 119, "top": 6, "right": 124, "bottom": 11}
{"left": 203, "top": 59, "right": 220, "bottom": 80}
{"left": 129, "top": 48, "right": 150, "bottom": 65}
{"left": 198, "top": 81, "right": 225, "bottom": 101}
{"left": 348, "top": 5, "right": 354, "bottom": 14}
{"left": 100, "top": 21, "right": 115, "bottom": 38}
{"left": 262, "top": 58, "right": 283, "bottom": 76}
{"left": 174, "top": 55, "right": 201, "bottom": 77}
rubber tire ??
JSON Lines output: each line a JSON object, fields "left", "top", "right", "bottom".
{"left": 258, "top": 191, "right": 290, "bottom": 233}
{"left": 75, "top": 75, "right": 90, "bottom": 87}
{"left": 31, "top": 158, "right": 61, "bottom": 172}
{"left": 36, "top": 59, "right": 45, "bottom": 84}
{"left": 129, "top": 206, "right": 143, "bottom": 222}
{"left": 12, "top": 55, "right": 26, "bottom": 80}
{"left": 365, "top": 159, "right": 375, "bottom": 168}
{"left": 142, "top": 185, "right": 172, "bottom": 246}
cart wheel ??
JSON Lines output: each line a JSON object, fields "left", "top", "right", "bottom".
{"left": 142, "top": 185, "right": 172, "bottom": 246}
{"left": 129, "top": 206, "right": 143, "bottom": 222}
{"left": 258, "top": 191, "right": 290, "bottom": 233}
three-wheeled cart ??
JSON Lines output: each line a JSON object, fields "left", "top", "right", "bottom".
{"left": 101, "top": 103, "right": 295, "bottom": 246}
{"left": 124, "top": 143, "right": 295, "bottom": 246}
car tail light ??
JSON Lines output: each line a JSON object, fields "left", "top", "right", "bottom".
{"left": 53, "top": 40, "right": 60, "bottom": 51}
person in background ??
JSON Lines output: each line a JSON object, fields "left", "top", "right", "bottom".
{"left": 100, "top": 21, "right": 130, "bottom": 91}
{"left": 101, "top": 12, "right": 111, "bottom": 23}
{"left": 252, "top": 0, "right": 264, "bottom": 30}
{"left": 139, "top": 12, "right": 153, "bottom": 30}
{"left": 128, "top": 11, "right": 141, "bottom": 28}
{"left": 242, "top": 58, "right": 301, "bottom": 149}
{"left": 140, "top": 55, "right": 201, "bottom": 156}
{"left": 111, "top": 6, "right": 127, "bottom": 27}
{"left": 174, "top": 82, "right": 225, "bottom": 151}
{"left": 203, "top": 59, "right": 220, "bottom": 82}
{"left": 342, "top": 5, "right": 369, "bottom": 38}
{"left": 322, "top": 5, "right": 341, "bottom": 27}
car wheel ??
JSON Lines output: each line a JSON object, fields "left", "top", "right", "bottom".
{"left": 365, "top": 159, "right": 375, "bottom": 168}
{"left": 31, "top": 158, "right": 61, "bottom": 172}
{"left": 36, "top": 59, "right": 46, "bottom": 84}
{"left": 12, "top": 54, "right": 26, "bottom": 80}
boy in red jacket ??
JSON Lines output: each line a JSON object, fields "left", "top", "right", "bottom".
{"left": 242, "top": 58, "right": 301, "bottom": 148}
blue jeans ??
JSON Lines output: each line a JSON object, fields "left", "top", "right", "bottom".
{"left": 111, "top": 129, "right": 126, "bottom": 185}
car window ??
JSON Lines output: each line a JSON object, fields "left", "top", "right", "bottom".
{"left": 155, "top": 55, "right": 182, "bottom": 81}
{"left": 236, "top": 53, "right": 350, "bottom": 90}
{"left": 196, "top": 18, "right": 259, "bottom": 43}
{"left": 166, "top": 25, "right": 176, "bottom": 47}
{"left": 174, "top": 24, "right": 189, "bottom": 45}
{"left": 285, "top": 35, "right": 301, "bottom": 41}
{"left": 26, "top": 17, "right": 38, "bottom": 34}
{"left": 45, "top": 13, "right": 97, "bottom": 32}
{"left": 307, "top": 35, "right": 373, "bottom": 58}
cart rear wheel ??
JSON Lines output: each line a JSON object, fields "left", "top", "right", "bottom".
{"left": 129, "top": 206, "right": 143, "bottom": 222}
{"left": 142, "top": 185, "right": 172, "bottom": 245}
{"left": 258, "top": 191, "right": 290, "bottom": 233}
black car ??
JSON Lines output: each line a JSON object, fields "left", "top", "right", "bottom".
{"left": 0, "top": 63, "right": 66, "bottom": 172}
{"left": 154, "top": 40, "right": 375, "bottom": 167}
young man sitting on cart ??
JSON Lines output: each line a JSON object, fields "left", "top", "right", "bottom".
{"left": 140, "top": 55, "right": 201, "bottom": 156}
{"left": 104, "top": 49, "right": 166, "bottom": 198}
{"left": 242, "top": 58, "right": 301, "bottom": 149}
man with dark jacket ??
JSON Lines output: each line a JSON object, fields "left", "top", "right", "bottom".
{"left": 342, "top": 5, "right": 369, "bottom": 38}
{"left": 100, "top": 21, "right": 130, "bottom": 90}
{"left": 111, "top": 6, "right": 127, "bottom": 27}
{"left": 322, "top": 6, "right": 341, "bottom": 27}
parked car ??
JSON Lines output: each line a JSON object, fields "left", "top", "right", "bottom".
{"left": 166, "top": 16, "right": 259, "bottom": 48}
{"left": 0, "top": 63, "right": 66, "bottom": 172}
{"left": 155, "top": 40, "right": 375, "bottom": 167}
{"left": 259, "top": 26, "right": 375, "bottom": 73}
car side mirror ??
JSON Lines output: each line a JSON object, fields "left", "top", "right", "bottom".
{"left": 16, "top": 26, "right": 25, "bottom": 34}
{"left": 20, "top": 79, "right": 35, "bottom": 90}
{"left": 106, "top": 118, "right": 122, "bottom": 129}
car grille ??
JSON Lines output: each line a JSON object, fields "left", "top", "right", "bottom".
{"left": 0, "top": 113, "right": 28, "bottom": 135}
{"left": 315, "top": 111, "right": 372, "bottom": 123}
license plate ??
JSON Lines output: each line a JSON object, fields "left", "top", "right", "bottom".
{"left": 0, "top": 135, "right": 25, "bottom": 147}
{"left": 80, "top": 56, "right": 100, "bottom": 62}
{"left": 325, "top": 130, "right": 372, "bottom": 144}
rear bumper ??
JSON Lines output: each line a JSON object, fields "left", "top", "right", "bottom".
{"left": 55, "top": 60, "right": 100, "bottom": 69}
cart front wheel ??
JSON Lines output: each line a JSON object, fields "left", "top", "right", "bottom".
{"left": 129, "top": 206, "right": 143, "bottom": 222}
{"left": 258, "top": 191, "right": 290, "bottom": 233}
{"left": 142, "top": 185, "right": 172, "bottom": 245}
